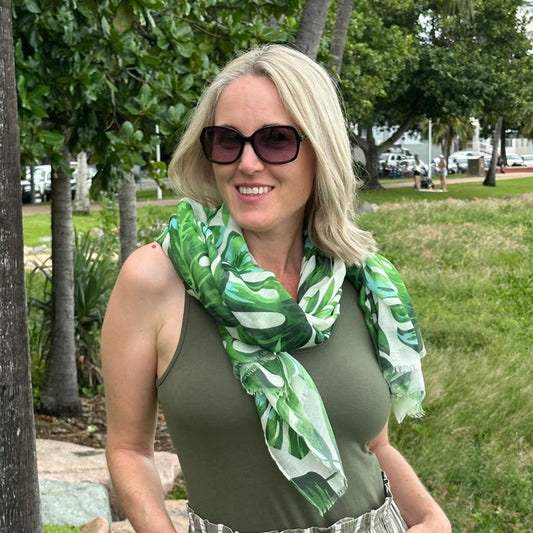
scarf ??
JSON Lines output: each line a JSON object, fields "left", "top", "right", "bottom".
{"left": 157, "top": 198, "right": 426, "bottom": 515}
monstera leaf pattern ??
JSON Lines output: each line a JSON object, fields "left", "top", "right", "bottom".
{"left": 158, "top": 198, "right": 426, "bottom": 514}
{"left": 347, "top": 257, "right": 426, "bottom": 422}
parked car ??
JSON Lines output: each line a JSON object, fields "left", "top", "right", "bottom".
{"left": 32, "top": 165, "right": 50, "bottom": 198}
{"left": 42, "top": 169, "right": 77, "bottom": 202}
{"left": 505, "top": 153, "right": 525, "bottom": 167}
{"left": 21, "top": 179, "right": 32, "bottom": 203}
{"left": 379, "top": 152, "right": 408, "bottom": 168}
{"left": 399, "top": 156, "right": 428, "bottom": 175}
{"left": 521, "top": 154, "right": 533, "bottom": 166}
{"left": 449, "top": 150, "right": 485, "bottom": 160}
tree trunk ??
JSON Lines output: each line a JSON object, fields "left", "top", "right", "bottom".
{"left": 500, "top": 120, "right": 507, "bottom": 164}
{"left": 0, "top": 1, "right": 43, "bottom": 529}
{"left": 118, "top": 173, "right": 138, "bottom": 264}
{"left": 328, "top": 0, "right": 354, "bottom": 74}
{"left": 357, "top": 126, "right": 384, "bottom": 189}
{"left": 357, "top": 109, "right": 420, "bottom": 186}
{"left": 40, "top": 164, "right": 82, "bottom": 415}
{"left": 295, "top": 0, "right": 332, "bottom": 59}
{"left": 483, "top": 116, "right": 502, "bottom": 187}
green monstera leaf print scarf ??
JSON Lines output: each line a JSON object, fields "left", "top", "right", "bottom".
{"left": 157, "top": 198, "right": 426, "bottom": 515}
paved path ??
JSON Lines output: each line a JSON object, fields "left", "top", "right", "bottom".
{"left": 22, "top": 197, "right": 179, "bottom": 216}
{"left": 381, "top": 170, "right": 533, "bottom": 188}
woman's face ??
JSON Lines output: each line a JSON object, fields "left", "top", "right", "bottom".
{"left": 211, "top": 75, "right": 316, "bottom": 241}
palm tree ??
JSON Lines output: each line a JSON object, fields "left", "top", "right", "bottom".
{"left": 483, "top": 116, "right": 503, "bottom": 187}
{"left": 40, "top": 161, "right": 82, "bottom": 416}
{"left": 422, "top": 116, "right": 475, "bottom": 159}
{"left": 328, "top": 0, "right": 355, "bottom": 75}
{"left": 295, "top": 0, "right": 332, "bottom": 59}
{"left": 430, "top": 0, "right": 475, "bottom": 18}
{"left": 118, "top": 174, "right": 138, "bottom": 264}
{"left": 0, "top": 0, "right": 42, "bottom": 529}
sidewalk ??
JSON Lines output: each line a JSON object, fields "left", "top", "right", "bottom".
{"left": 22, "top": 196, "right": 179, "bottom": 216}
{"left": 381, "top": 170, "right": 533, "bottom": 188}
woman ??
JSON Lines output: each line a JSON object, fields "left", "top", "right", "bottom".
{"left": 102, "top": 44, "right": 451, "bottom": 533}
{"left": 437, "top": 156, "right": 447, "bottom": 192}
{"left": 413, "top": 155, "right": 423, "bottom": 191}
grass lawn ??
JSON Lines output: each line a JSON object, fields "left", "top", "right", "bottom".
{"left": 359, "top": 176, "right": 533, "bottom": 204}
{"left": 27, "top": 179, "right": 532, "bottom": 532}
{"left": 358, "top": 191, "right": 532, "bottom": 532}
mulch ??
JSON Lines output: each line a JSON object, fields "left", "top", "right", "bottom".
{"left": 34, "top": 394, "right": 176, "bottom": 453}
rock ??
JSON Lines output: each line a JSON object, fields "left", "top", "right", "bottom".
{"left": 37, "top": 439, "right": 181, "bottom": 520}
{"left": 82, "top": 516, "right": 110, "bottom": 533}
{"left": 166, "top": 500, "right": 189, "bottom": 532}
{"left": 40, "top": 479, "right": 112, "bottom": 526}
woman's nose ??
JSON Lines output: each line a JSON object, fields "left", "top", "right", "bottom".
{"left": 238, "top": 142, "right": 264, "bottom": 173}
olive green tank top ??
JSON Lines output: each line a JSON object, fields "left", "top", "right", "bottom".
{"left": 157, "top": 281, "right": 391, "bottom": 532}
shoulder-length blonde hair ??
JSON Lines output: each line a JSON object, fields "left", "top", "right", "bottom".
{"left": 168, "top": 44, "right": 376, "bottom": 266}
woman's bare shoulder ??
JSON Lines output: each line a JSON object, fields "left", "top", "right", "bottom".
{"left": 117, "top": 242, "right": 183, "bottom": 295}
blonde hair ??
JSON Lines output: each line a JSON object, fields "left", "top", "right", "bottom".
{"left": 168, "top": 44, "right": 376, "bottom": 265}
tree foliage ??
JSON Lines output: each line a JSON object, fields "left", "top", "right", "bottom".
{"left": 13, "top": 0, "right": 303, "bottom": 413}
{"left": 14, "top": 0, "right": 303, "bottom": 188}
{"left": 319, "top": 0, "right": 532, "bottom": 187}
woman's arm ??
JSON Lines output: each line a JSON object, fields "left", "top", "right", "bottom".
{"left": 102, "top": 244, "right": 184, "bottom": 532}
{"left": 370, "top": 424, "right": 451, "bottom": 533}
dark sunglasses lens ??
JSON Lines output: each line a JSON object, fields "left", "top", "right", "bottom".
{"left": 254, "top": 126, "right": 299, "bottom": 163}
{"left": 203, "top": 127, "right": 242, "bottom": 163}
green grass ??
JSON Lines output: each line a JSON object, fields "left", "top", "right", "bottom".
{"left": 23, "top": 202, "right": 178, "bottom": 248}
{"left": 359, "top": 193, "right": 533, "bottom": 532}
{"left": 43, "top": 526, "right": 81, "bottom": 532}
{"left": 359, "top": 176, "right": 533, "bottom": 205}
{"left": 26, "top": 182, "right": 533, "bottom": 531}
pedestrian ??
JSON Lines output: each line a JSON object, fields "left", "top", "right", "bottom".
{"left": 412, "top": 155, "right": 423, "bottom": 191}
{"left": 437, "top": 155, "right": 448, "bottom": 191}
{"left": 102, "top": 44, "right": 451, "bottom": 533}
{"left": 497, "top": 154, "right": 505, "bottom": 173}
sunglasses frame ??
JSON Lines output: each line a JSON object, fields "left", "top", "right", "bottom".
{"left": 200, "top": 125, "right": 307, "bottom": 165}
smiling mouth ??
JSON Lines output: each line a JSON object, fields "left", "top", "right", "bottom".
{"left": 238, "top": 186, "right": 273, "bottom": 195}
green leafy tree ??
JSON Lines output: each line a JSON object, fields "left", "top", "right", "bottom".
{"left": 471, "top": 0, "right": 533, "bottom": 186}
{"left": 330, "top": 0, "right": 531, "bottom": 188}
{"left": 0, "top": 0, "right": 42, "bottom": 528}
{"left": 14, "top": 0, "right": 302, "bottom": 413}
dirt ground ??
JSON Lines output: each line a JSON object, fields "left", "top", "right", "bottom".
{"left": 34, "top": 394, "right": 176, "bottom": 453}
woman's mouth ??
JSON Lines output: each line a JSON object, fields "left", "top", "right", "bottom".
{"left": 237, "top": 186, "right": 273, "bottom": 195}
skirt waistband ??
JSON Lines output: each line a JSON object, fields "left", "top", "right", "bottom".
{"left": 187, "top": 474, "right": 407, "bottom": 533}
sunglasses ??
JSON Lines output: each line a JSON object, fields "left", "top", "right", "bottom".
{"left": 200, "top": 125, "right": 307, "bottom": 165}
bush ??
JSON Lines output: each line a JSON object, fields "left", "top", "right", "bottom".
{"left": 27, "top": 229, "right": 119, "bottom": 398}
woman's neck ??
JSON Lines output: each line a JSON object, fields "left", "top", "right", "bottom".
{"left": 244, "top": 229, "right": 305, "bottom": 300}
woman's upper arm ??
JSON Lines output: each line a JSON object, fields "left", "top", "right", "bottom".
{"left": 102, "top": 243, "right": 183, "bottom": 456}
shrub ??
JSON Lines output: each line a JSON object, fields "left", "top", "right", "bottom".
{"left": 27, "top": 230, "right": 119, "bottom": 398}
